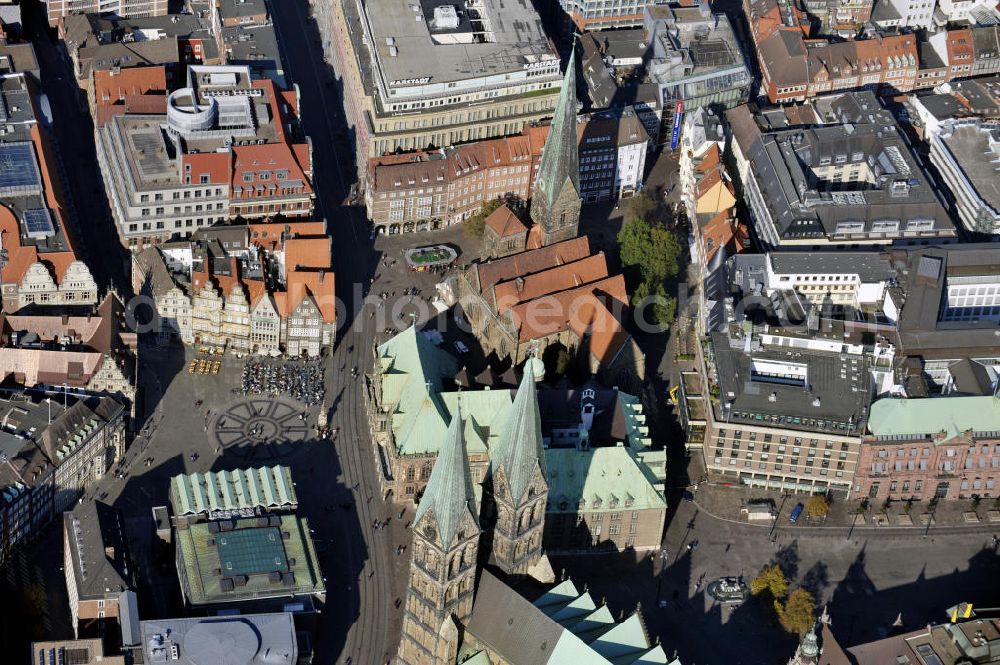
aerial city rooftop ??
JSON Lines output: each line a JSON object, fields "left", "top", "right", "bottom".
{"left": 2, "top": 0, "right": 1000, "bottom": 660}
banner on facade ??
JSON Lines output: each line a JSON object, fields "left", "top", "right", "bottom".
{"left": 670, "top": 100, "right": 684, "bottom": 150}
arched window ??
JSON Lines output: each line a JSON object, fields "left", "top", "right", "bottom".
{"left": 406, "top": 466, "right": 416, "bottom": 481}
{"left": 420, "top": 462, "right": 432, "bottom": 480}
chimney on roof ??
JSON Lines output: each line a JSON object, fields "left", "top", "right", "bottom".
{"left": 319, "top": 269, "right": 325, "bottom": 283}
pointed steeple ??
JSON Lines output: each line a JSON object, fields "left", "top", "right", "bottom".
{"left": 531, "top": 39, "right": 582, "bottom": 246}
{"left": 413, "top": 404, "right": 479, "bottom": 546}
{"left": 492, "top": 362, "right": 546, "bottom": 503}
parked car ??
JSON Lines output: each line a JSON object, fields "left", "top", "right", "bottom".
{"left": 453, "top": 341, "right": 469, "bottom": 354}
{"left": 682, "top": 490, "right": 695, "bottom": 502}
{"left": 789, "top": 503, "right": 805, "bottom": 524}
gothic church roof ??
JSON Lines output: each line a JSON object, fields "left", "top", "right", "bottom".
{"left": 412, "top": 405, "right": 479, "bottom": 547}
{"left": 464, "top": 570, "right": 674, "bottom": 665}
{"left": 490, "top": 365, "right": 547, "bottom": 503}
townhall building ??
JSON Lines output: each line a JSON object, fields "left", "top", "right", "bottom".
{"left": 366, "top": 326, "right": 666, "bottom": 555}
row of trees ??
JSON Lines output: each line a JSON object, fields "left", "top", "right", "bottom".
{"left": 617, "top": 193, "right": 683, "bottom": 327}
{"left": 751, "top": 565, "right": 817, "bottom": 637}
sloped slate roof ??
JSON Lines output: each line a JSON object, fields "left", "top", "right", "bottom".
{"left": 466, "top": 570, "right": 671, "bottom": 665}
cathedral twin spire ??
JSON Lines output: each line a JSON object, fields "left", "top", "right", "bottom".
{"left": 412, "top": 403, "right": 479, "bottom": 547}
{"left": 490, "top": 362, "right": 547, "bottom": 506}
{"left": 488, "top": 361, "right": 549, "bottom": 576}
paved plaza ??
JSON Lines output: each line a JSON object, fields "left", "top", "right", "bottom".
{"left": 211, "top": 397, "right": 312, "bottom": 461}
{"left": 554, "top": 497, "right": 1000, "bottom": 665}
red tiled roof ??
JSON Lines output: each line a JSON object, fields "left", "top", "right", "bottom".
{"left": 232, "top": 143, "right": 313, "bottom": 198}
{"left": 510, "top": 273, "right": 630, "bottom": 364}
{"left": 95, "top": 104, "right": 125, "bottom": 128}
{"left": 473, "top": 236, "right": 591, "bottom": 296}
{"left": 182, "top": 151, "right": 231, "bottom": 185}
{"left": 694, "top": 144, "right": 721, "bottom": 174}
{"left": 124, "top": 93, "right": 167, "bottom": 115}
{"left": 283, "top": 235, "right": 335, "bottom": 323}
{"left": 249, "top": 220, "right": 327, "bottom": 251}
{"left": 92, "top": 65, "right": 167, "bottom": 107}
{"left": 701, "top": 211, "right": 749, "bottom": 264}
{"left": 492, "top": 253, "right": 610, "bottom": 313}
{"left": 283, "top": 236, "right": 331, "bottom": 270}
{"left": 484, "top": 205, "right": 527, "bottom": 239}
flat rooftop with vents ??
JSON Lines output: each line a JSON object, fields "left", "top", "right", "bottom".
{"left": 174, "top": 514, "right": 324, "bottom": 609}
{"left": 709, "top": 330, "right": 872, "bottom": 435}
{"left": 140, "top": 613, "right": 298, "bottom": 665}
{"left": 358, "top": 0, "right": 560, "bottom": 102}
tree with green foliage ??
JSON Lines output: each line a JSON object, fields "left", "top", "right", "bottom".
{"left": 463, "top": 198, "right": 504, "bottom": 237}
{"left": 618, "top": 219, "right": 682, "bottom": 283}
{"left": 750, "top": 564, "right": 788, "bottom": 600}
{"left": 618, "top": 218, "right": 682, "bottom": 326}
{"left": 777, "top": 588, "right": 816, "bottom": 637}
{"left": 632, "top": 279, "right": 677, "bottom": 325}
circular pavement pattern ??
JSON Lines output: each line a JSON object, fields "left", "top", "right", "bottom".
{"left": 211, "top": 397, "right": 312, "bottom": 461}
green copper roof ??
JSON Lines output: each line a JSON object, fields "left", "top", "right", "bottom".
{"left": 533, "top": 42, "right": 580, "bottom": 211}
{"left": 170, "top": 466, "right": 296, "bottom": 516}
{"left": 619, "top": 393, "right": 652, "bottom": 450}
{"left": 534, "top": 578, "right": 581, "bottom": 610}
{"left": 377, "top": 326, "right": 514, "bottom": 457}
{"left": 547, "top": 632, "right": 623, "bottom": 665}
{"left": 395, "top": 388, "right": 513, "bottom": 456}
{"left": 545, "top": 446, "right": 666, "bottom": 514}
{"left": 867, "top": 396, "right": 1000, "bottom": 440}
{"left": 589, "top": 612, "right": 652, "bottom": 660}
{"left": 567, "top": 604, "right": 616, "bottom": 642}
{"left": 377, "top": 324, "right": 456, "bottom": 414}
{"left": 469, "top": 570, "right": 676, "bottom": 665}
{"left": 633, "top": 647, "right": 673, "bottom": 665}
{"left": 491, "top": 367, "right": 547, "bottom": 503}
{"left": 550, "top": 590, "right": 597, "bottom": 624}
{"left": 413, "top": 406, "right": 479, "bottom": 547}
{"left": 460, "top": 652, "right": 493, "bottom": 665}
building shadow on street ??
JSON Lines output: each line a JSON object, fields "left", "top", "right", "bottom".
{"left": 550, "top": 530, "right": 1000, "bottom": 664}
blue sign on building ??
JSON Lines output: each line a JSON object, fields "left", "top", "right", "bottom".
{"left": 670, "top": 100, "right": 684, "bottom": 150}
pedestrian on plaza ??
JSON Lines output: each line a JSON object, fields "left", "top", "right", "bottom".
{"left": 398, "top": 509, "right": 405, "bottom": 519}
